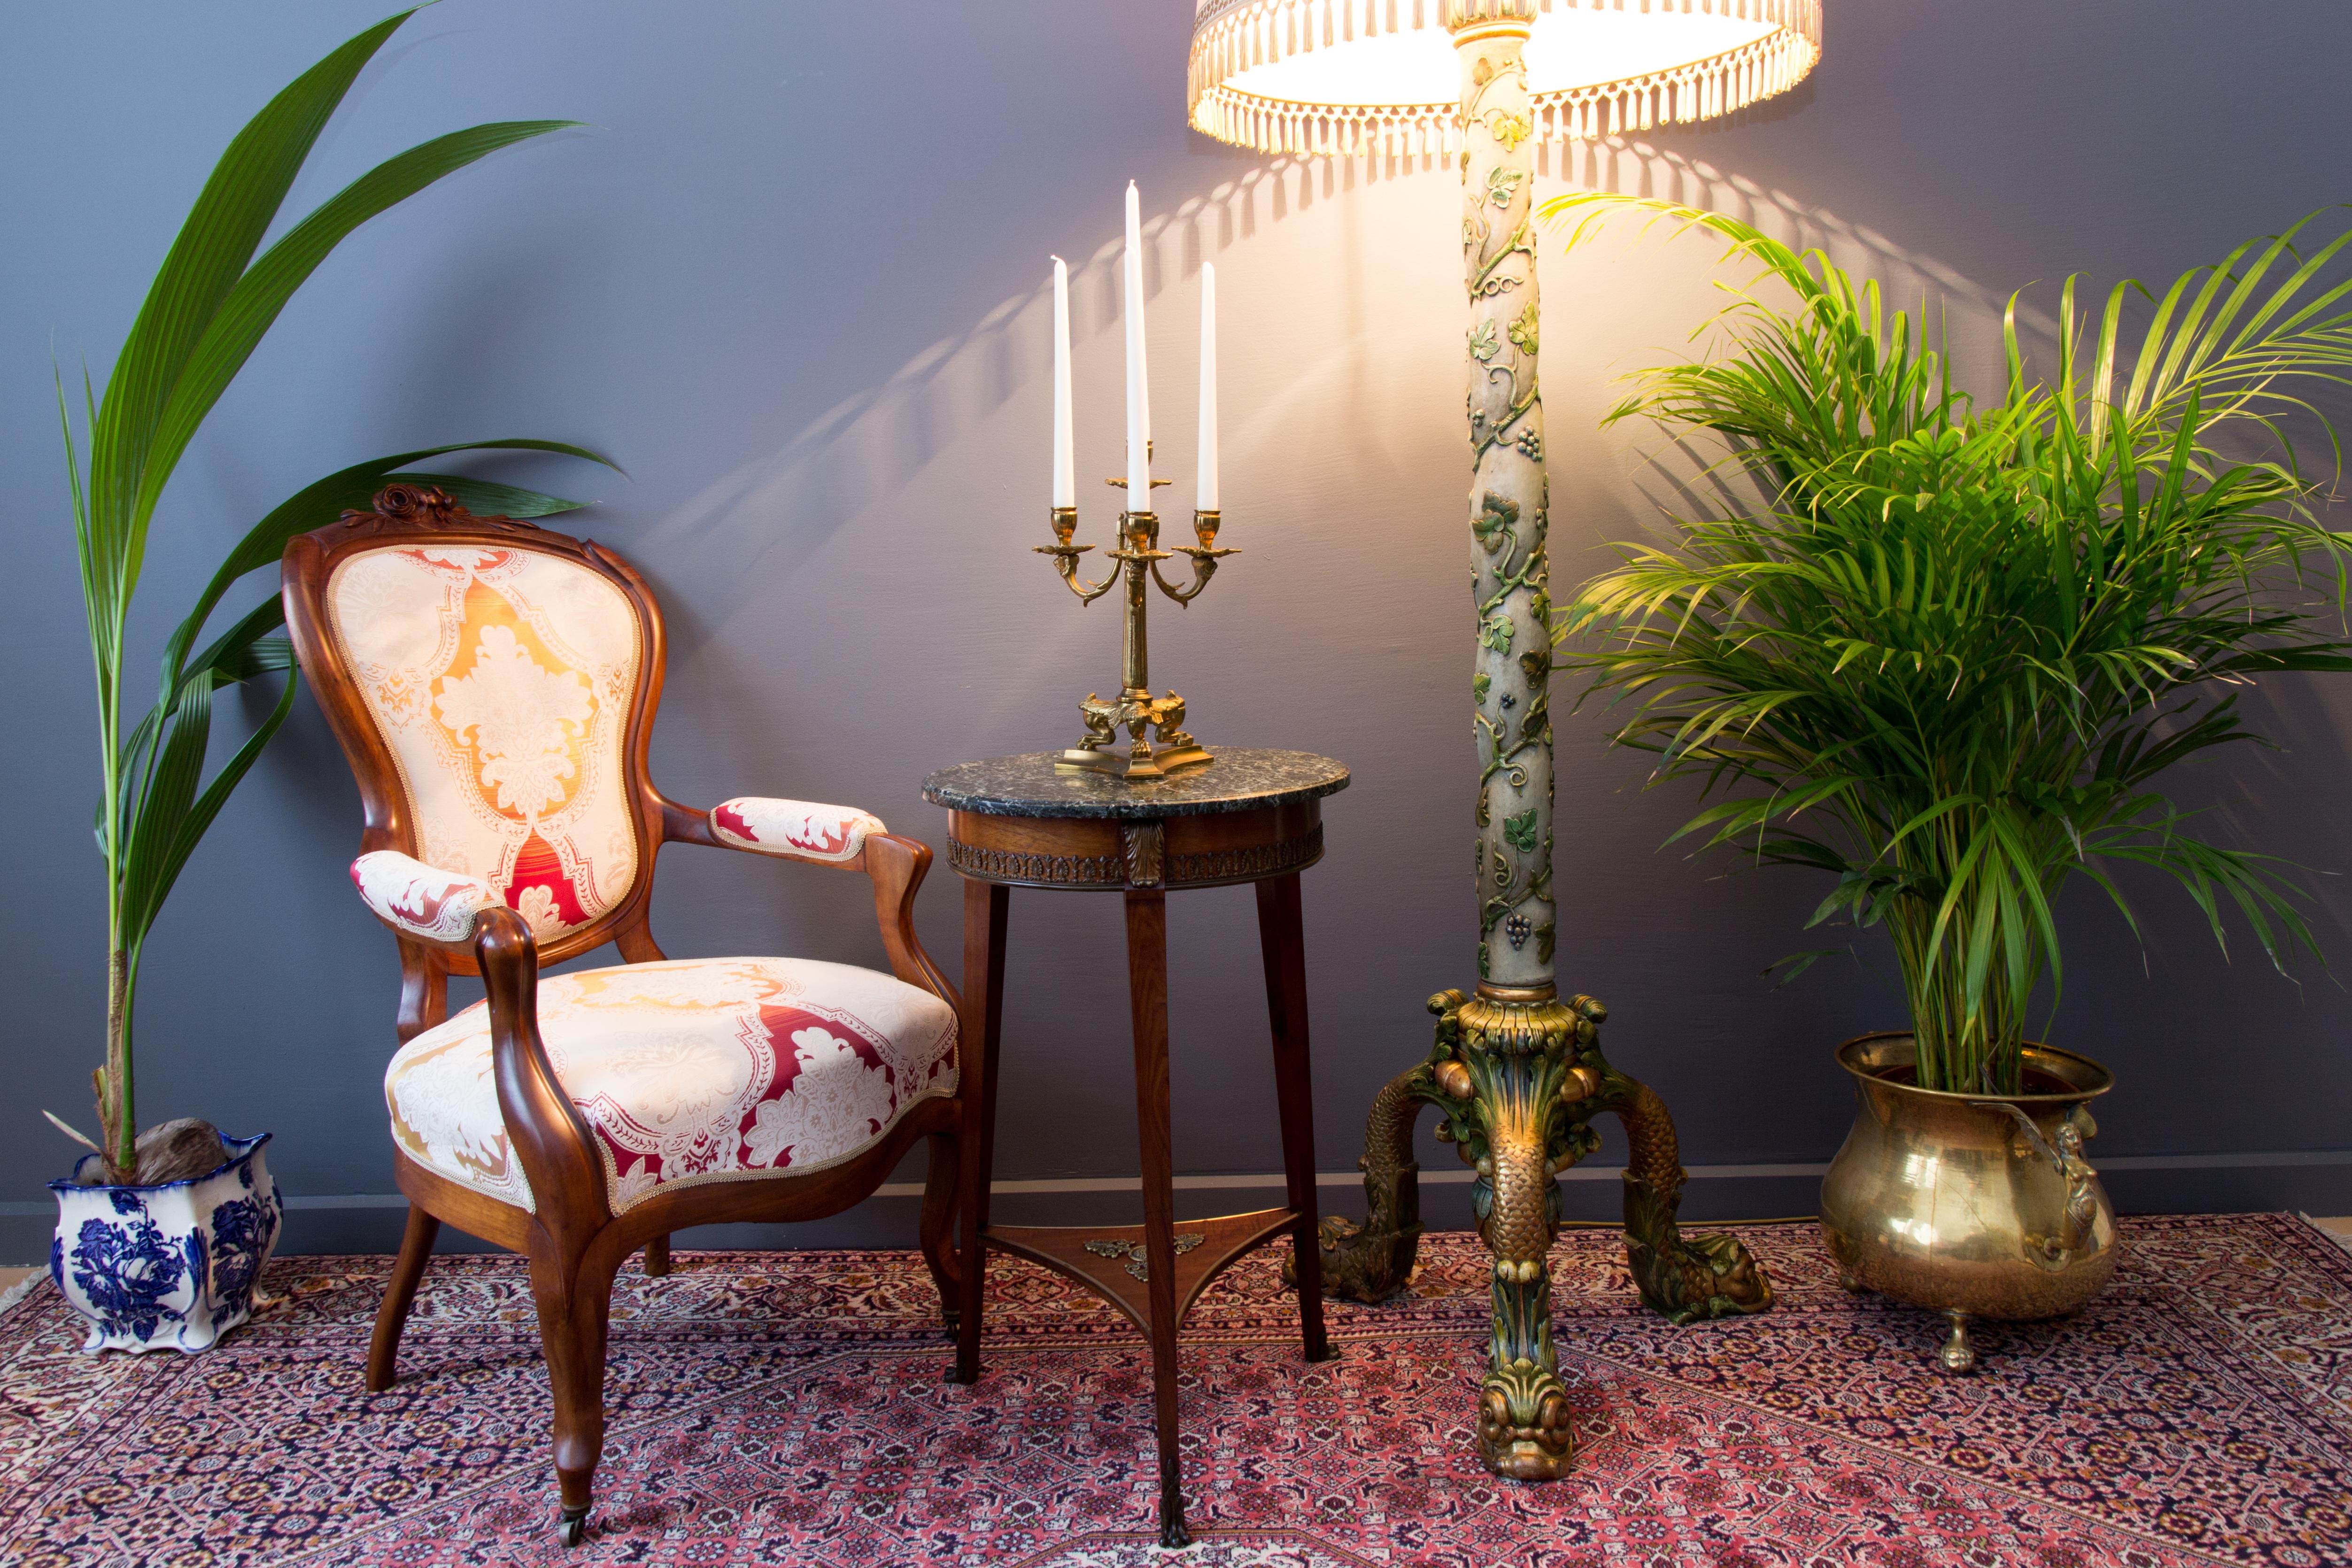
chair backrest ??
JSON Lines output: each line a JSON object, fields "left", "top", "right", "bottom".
{"left": 284, "top": 484, "right": 671, "bottom": 979}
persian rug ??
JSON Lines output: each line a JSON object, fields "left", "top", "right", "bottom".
{"left": 1, "top": 1214, "right": 2347, "bottom": 1568}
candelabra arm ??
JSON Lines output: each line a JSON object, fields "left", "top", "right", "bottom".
{"left": 1150, "top": 547, "right": 1236, "bottom": 606}
{"left": 1037, "top": 506, "right": 1119, "bottom": 602}
{"left": 1037, "top": 542, "right": 1120, "bottom": 603}
{"left": 1149, "top": 509, "right": 1237, "bottom": 606}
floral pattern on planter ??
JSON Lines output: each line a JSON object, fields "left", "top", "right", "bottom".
{"left": 47, "top": 1132, "right": 282, "bottom": 1354}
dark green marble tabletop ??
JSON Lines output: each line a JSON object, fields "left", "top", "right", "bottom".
{"left": 922, "top": 749, "right": 1349, "bottom": 819}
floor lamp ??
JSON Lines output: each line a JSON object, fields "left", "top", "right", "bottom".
{"left": 1186, "top": 0, "right": 1821, "bottom": 1480}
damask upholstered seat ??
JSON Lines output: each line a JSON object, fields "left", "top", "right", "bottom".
{"left": 283, "top": 485, "right": 965, "bottom": 1545}
{"left": 382, "top": 954, "right": 956, "bottom": 1213}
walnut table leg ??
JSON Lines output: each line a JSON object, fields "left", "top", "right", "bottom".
{"left": 952, "top": 879, "right": 1008, "bottom": 1386}
{"left": 1256, "top": 873, "right": 1331, "bottom": 1362}
{"left": 1124, "top": 884, "right": 1190, "bottom": 1548}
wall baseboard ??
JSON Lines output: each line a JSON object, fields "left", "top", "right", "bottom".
{"left": 8, "top": 1147, "right": 2350, "bottom": 1264}
{"left": 9, "top": 1147, "right": 2351, "bottom": 1218}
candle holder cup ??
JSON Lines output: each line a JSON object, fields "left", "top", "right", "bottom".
{"left": 1038, "top": 472, "right": 1234, "bottom": 780}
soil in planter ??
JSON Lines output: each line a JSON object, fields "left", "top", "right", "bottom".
{"left": 70, "top": 1118, "right": 228, "bottom": 1186}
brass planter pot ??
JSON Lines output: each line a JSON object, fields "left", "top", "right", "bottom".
{"left": 1819, "top": 1032, "right": 2119, "bottom": 1373}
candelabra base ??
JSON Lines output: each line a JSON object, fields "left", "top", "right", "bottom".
{"left": 1055, "top": 741, "right": 1213, "bottom": 780}
{"left": 1054, "top": 687, "right": 1215, "bottom": 780}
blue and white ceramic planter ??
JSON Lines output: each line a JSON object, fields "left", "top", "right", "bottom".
{"left": 47, "top": 1131, "right": 283, "bottom": 1354}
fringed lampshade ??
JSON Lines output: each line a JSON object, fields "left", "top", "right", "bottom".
{"left": 1188, "top": 0, "right": 1820, "bottom": 160}
{"left": 1183, "top": 0, "right": 1811, "bottom": 1489}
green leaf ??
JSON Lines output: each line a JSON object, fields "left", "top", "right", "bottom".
{"left": 1502, "top": 809, "right": 1539, "bottom": 856}
{"left": 139, "top": 120, "right": 583, "bottom": 534}
{"left": 87, "top": 11, "right": 418, "bottom": 635}
{"left": 161, "top": 668, "right": 304, "bottom": 920}
{"left": 63, "top": 9, "right": 605, "bottom": 1161}
{"left": 1763, "top": 948, "right": 1847, "bottom": 988}
{"left": 1540, "top": 192, "right": 2352, "bottom": 1089}
{"left": 1472, "top": 490, "right": 1519, "bottom": 552}
{"left": 118, "top": 673, "right": 214, "bottom": 949}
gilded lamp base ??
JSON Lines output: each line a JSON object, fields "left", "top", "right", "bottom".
{"left": 1291, "top": 984, "right": 1776, "bottom": 1481}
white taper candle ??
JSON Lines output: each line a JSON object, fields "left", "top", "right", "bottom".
{"left": 1051, "top": 256, "right": 1074, "bottom": 510}
{"left": 1123, "top": 181, "right": 1150, "bottom": 510}
{"left": 1196, "top": 262, "right": 1218, "bottom": 512}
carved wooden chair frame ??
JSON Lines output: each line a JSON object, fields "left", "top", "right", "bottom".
{"left": 282, "top": 484, "right": 962, "bottom": 1544}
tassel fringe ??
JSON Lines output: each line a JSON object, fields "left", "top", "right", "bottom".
{"left": 1187, "top": 0, "right": 1823, "bottom": 159}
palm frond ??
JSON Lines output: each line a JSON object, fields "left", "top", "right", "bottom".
{"left": 1539, "top": 194, "right": 2352, "bottom": 1090}
{"left": 60, "top": 8, "right": 604, "bottom": 1176}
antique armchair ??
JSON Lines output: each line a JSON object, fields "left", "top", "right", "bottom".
{"left": 281, "top": 484, "right": 962, "bottom": 1545}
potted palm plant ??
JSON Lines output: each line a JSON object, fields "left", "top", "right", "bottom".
{"left": 1544, "top": 193, "right": 2352, "bottom": 1370}
{"left": 46, "top": 8, "right": 609, "bottom": 1353}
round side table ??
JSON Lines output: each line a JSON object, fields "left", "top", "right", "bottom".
{"left": 923, "top": 748, "right": 1350, "bottom": 1548}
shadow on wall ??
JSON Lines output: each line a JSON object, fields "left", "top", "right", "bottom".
{"left": 631, "top": 126, "right": 2352, "bottom": 985}
{"left": 642, "top": 131, "right": 2066, "bottom": 617}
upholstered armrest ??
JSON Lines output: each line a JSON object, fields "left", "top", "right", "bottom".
{"left": 709, "top": 797, "right": 885, "bottom": 864}
{"left": 353, "top": 850, "right": 609, "bottom": 1236}
{"left": 351, "top": 851, "right": 502, "bottom": 944}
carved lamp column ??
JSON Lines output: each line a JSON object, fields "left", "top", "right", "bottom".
{"left": 1186, "top": 0, "right": 1820, "bottom": 1481}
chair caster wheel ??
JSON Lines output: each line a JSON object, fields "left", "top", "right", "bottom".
{"left": 557, "top": 1508, "right": 588, "bottom": 1547}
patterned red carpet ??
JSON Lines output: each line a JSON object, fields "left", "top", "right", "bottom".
{"left": 1, "top": 1214, "right": 2347, "bottom": 1567}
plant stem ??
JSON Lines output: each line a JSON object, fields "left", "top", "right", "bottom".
{"left": 104, "top": 946, "right": 133, "bottom": 1179}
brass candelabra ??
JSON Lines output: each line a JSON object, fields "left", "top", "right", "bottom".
{"left": 1037, "top": 466, "right": 1234, "bottom": 780}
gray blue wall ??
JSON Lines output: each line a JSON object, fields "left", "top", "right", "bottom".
{"left": 6, "top": 0, "right": 2349, "bottom": 1260}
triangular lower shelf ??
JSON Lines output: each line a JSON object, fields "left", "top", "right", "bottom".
{"left": 984, "top": 1206, "right": 1298, "bottom": 1335}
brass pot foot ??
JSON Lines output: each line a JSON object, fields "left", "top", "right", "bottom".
{"left": 1938, "top": 1308, "right": 1978, "bottom": 1374}
{"left": 1837, "top": 1268, "right": 1866, "bottom": 1293}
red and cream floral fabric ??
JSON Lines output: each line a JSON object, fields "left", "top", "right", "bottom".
{"left": 382, "top": 957, "right": 957, "bottom": 1213}
{"left": 710, "top": 797, "right": 884, "bottom": 863}
{"left": 325, "top": 545, "right": 642, "bottom": 941}
{"left": 349, "top": 851, "right": 500, "bottom": 943}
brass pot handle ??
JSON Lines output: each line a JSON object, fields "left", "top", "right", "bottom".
{"left": 1972, "top": 1101, "right": 2101, "bottom": 1264}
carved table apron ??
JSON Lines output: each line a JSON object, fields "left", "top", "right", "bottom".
{"left": 923, "top": 749, "right": 1350, "bottom": 1549}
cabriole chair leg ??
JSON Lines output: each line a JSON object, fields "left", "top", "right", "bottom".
{"left": 917, "top": 1128, "right": 962, "bottom": 1331}
{"left": 532, "top": 1249, "right": 617, "bottom": 1546}
{"left": 366, "top": 1205, "right": 441, "bottom": 1392}
{"left": 642, "top": 1234, "right": 671, "bottom": 1276}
